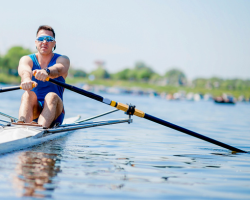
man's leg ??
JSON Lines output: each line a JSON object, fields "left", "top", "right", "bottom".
{"left": 38, "top": 92, "right": 63, "bottom": 128}
{"left": 19, "top": 91, "right": 41, "bottom": 123}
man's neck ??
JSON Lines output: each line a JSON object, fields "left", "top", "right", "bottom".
{"left": 36, "top": 52, "right": 54, "bottom": 69}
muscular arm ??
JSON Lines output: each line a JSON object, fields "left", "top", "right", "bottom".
{"left": 18, "top": 56, "right": 33, "bottom": 81}
{"left": 33, "top": 55, "right": 70, "bottom": 81}
{"left": 18, "top": 56, "right": 37, "bottom": 90}
{"left": 48, "top": 55, "right": 70, "bottom": 79}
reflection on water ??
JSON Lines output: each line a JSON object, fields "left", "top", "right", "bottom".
{"left": 13, "top": 152, "right": 60, "bottom": 198}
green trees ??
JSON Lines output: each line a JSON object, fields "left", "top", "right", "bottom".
{"left": 0, "top": 46, "right": 32, "bottom": 76}
{"left": 164, "top": 68, "right": 187, "bottom": 86}
{"left": 112, "top": 68, "right": 131, "bottom": 80}
{"left": 134, "top": 62, "right": 155, "bottom": 81}
{"left": 69, "top": 68, "right": 87, "bottom": 78}
{"left": 0, "top": 56, "right": 2, "bottom": 69}
{"left": 90, "top": 66, "right": 110, "bottom": 79}
{"left": 192, "top": 77, "right": 250, "bottom": 91}
{"left": 113, "top": 62, "right": 155, "bottom": 81}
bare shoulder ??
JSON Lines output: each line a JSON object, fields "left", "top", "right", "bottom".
{"left": 56, "top": 55, "right": 70, "bottom": 69}
{"left": 19, "top": 55, "right": 33, "bottom": 67}
{"left": 19, "top": 55, "right": 32, "bottom": 63}
{"left": 57, "top": 55, "right": 70, "bottom": 62}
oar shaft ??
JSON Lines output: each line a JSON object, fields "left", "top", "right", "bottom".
{"left": 0, "top": 86, "right": 20, "bottom": 93}
{"left": 144, "top": 113, "right": 247, "bottom": 153}
{"left": 48, "top": 78, "right": 247, "bottom": 153}
{"left": 0, "top": 83, "right": 36, "bottom": 93}
{"left": 49, "top": 79, "right": 103, "bottom": 102}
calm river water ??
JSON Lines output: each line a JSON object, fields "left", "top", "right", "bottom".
{"left": 0, "top": 87, "right": 249, "bottom": 199}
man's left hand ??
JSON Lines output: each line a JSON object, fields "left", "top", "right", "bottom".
{"left": 33, "top": 69, "right": 49, "bottom": 82}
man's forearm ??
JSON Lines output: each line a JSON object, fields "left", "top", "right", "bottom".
{"left": 48, "top": 66, "right": 60, "bottom": 78}
{"left": 19, "top": 70, "right": 32, "bottom": 82}
{"left": 48, "top": 63, "right": 67, "bottom": 79}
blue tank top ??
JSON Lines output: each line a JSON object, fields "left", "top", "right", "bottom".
{"left": 29, "top": 53, "right": 65, "bottom": 102}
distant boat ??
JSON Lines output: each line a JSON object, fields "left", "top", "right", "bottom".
{"left": 214, "top": 97, "right": 236, "bottom": 104}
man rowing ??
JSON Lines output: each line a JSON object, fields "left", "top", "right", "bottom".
{"left": 18, "top": 25, "right": 70, "bottom": 128}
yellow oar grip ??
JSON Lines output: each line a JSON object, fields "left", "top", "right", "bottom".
{"left": 113, "top": 102, "right": 145, "bottom": 118}
{"left": 20, "top": 83, "right": 36, "bottom": 89}
{"left": 33, "top": 71, "right": 50, "bottom": 81}
{"left": 134, "top": 109, "right": 145, "bottom": 118}
{"left": 117, "top": 102, "right": 129, "bottom": 112}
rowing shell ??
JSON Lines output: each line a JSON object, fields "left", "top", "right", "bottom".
{"left": 0, "top": 115, "right": 131, "bottom": 154}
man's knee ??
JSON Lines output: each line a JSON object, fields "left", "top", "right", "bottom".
{"left": 21, "top": 91, "right": 37, "bottom": 102}
{"left": 45, "top": 92, "right": 61, "bottom": 104}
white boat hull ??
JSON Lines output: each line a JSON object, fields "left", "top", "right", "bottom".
{"left": 0, "top": 115, "right": 80, "bottom": 154}
{"left": 0, "top": 116, "right": 131, "bottom": 154}
{"left": 0, "top": 129, "right": 73, "bottom": 154}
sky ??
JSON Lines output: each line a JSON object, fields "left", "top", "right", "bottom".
{"left": 0, "top": 0, "right": 249, "bottom": 80}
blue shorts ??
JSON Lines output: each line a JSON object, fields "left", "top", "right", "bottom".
{"left": 33, "top": 100, "right": 65, "bottom": 127}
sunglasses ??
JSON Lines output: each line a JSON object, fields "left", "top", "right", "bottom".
{"left": 36, "top": 35, "right": 55, "bottom": 42}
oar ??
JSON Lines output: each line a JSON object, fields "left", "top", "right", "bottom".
{"left": 0, "top": 84, "right": 36, "bottom": 93}
{"left": 41, "top": 76, "right": 247, "bottom": 153}
{"left": 0, "top": 85, "right": 22, "bottom": 93}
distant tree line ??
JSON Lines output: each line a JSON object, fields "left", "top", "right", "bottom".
{"left": 83, "top": 61, "right": 187, "bottom": 87}
{"left": 193, "top": 77, "right": 250, "bottom": 91}
{"left": 0, "top": 46, "right": 32, "bottom": 76}
{"left": 1, "top": 46, "right": 250, "bottom": 91}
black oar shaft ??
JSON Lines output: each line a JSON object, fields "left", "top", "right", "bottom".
{"left": 144, "top": 113, "right": 247, "bottom": 153}
{"left": 49, "top": 79, "right": 103, "bottom": 102}
{"left": 48, "top": 78, "right": 247, "bottom": 153}
{"left": 0, "top": 83, "right": 36, "bottom": 93}
{"left": 0, "top": 86, "right": 20, "bottom": 93}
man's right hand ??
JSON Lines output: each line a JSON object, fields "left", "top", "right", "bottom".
{"left": 20, "top": 80, "right": 38, "bottom": 90}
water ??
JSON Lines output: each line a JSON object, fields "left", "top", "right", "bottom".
{"left": 0, "top": 88, "right": 249, "bottom": 199}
